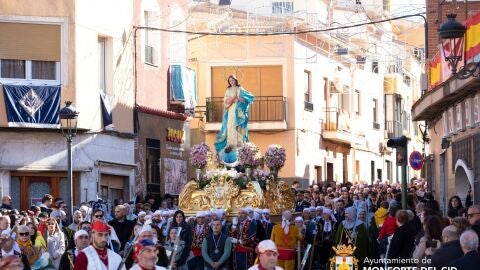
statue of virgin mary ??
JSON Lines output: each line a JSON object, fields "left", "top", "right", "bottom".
{"left": 214, "top": 75, "right": 254, "bottom": 166}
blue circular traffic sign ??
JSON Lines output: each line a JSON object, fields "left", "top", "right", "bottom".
{"left": 409, "top": 151, "right": 424, "bottom": 170}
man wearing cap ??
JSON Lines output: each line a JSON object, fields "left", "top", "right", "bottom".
{"left": 92, "top": 209, "right": 121, "bottom": 253}
{"left": 270, "top": 211, "right": 300, "bottom": 270}
{"left": 73, "top": 221, "right": 124, "bottom": 270}
{"left": 0, "top": 229, "right": 30, "bottom": 270}
{"left": 202, "top": 218, "right": 231, "bottom": 270}
{"left": 59, "top": 229, "right": 90, "bottom": 270}
{"left": 188, "top": 211, "right": 209, "bottom": 270}
{"left": 248, "top": 240, "right": 283, "bottom": 270}
{"left": 130, "top": 239, "right": 166, "bottom": 270}
{"left": 230, "top": 208, "right": 257, "bottom": 270}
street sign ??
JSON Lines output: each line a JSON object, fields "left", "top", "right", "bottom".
{"left": 409, "top": 151, "right": 424, "bottom": 170}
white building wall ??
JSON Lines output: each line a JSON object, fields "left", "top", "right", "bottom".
{"left": 0, "top": 132, "right": 135, "bottom": 203}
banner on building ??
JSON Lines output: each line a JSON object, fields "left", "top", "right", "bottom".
{"left": 164, "top": 158, "right": 187, "bottom": 195}
{"left": 466, "top": 11, "right": 480, "bottom": 62}
{"left": 169, "top": 65, "right": 197, "bottom": 115}
{"left": 2, "top": 84, "right": 60, "bottom": 128}
{"left": 99, "top": 90, "right": 114, "bottom": 130}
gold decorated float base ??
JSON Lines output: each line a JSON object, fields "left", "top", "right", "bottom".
{"left": 178, "top": 175, "right": 295, "bottom": 215}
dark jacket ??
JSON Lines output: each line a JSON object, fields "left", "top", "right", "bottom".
{"left": 449, "top": 251, "right": 480, "bottom": 270}
{"left": 430, "top": 240, "right": 464, "bottom": 267}
{"left": 387, "top": 221, "right": 416, "bottom": 264}
{"left": 58, "top": 249, "right": 76, "bottom": 270}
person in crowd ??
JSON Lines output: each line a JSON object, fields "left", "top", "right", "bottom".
{"left": 16, "top": 225, "right": 43, "bottom": 267}
{"left": 377, "top": 205, "right": 398, "bottom": 258}
{"left": 334, "top": 206, "right": 368, "bottom": 267}
{"left": 262, "top": 209, "right": 274, "bottom": 239}
{"left": 91, "top": 209, "right": 121, "bottom": 252}
{"left": 0, "top": 215, "right": 11, "bottom": 234}
{"left": 387, "top": 210, "right": 416, "bottom": 266}
{"left": 130, "top": 239, "right": 166, "bottom": 270}
{"left": 0, "top": 196, "right": 12, "bottom": 211}
{"left": 109, "top": 205, "right": 135, "bottom": 254}
{"left": 448, "top": 195, "right": 465, "bottom": 219}
{"left": 333, "top": 199, "right": 345, "bottom": 229}
{"left": 467, "top": 205, "right": 480, "bottom": 240}
{"left": 230, "top": 208, "right": 257, "bottom": 270}
{"left": 247, "top": 240, "right": 283, "bottom": 270}
{"left": 0, "top": 229, "right": 30, "bottom": 270}
{"left": 68, "top": 211, "right": 83, "bottom": 232}
{"left": 26, "top": 222, "right": 46, "bottom": 250}
{"left": 51, "top": 210, "right": 74, "bottom": 249}
{"left": 449, "top": 230, "right": 480, "bottom": 270}
{"left": 426, "top": 225, "right": 463, "bottom": 267}
{"left": 39, "top": 194, "right": 53, "bottom": 215}
{"left": 188, "top": 211, "right": 209, "bottom": 270}
{"left": 73, "top": 220, "right": 124, "bottom": 270}
{"left": 451, "top": 217, "right": 471, "bottom": 234}
{"left": 164, "top": 227, "right": 186, "bottom": 270}
{"left": 169, "top": 210, "right": 191, "bottom": 270}
{"left": 45, "top": 217, "right": 66, "bottom": 268}
{"left": 374, "top": 201, "right": 389, "bottom": 228}
{"left": 59, "top": 229, "right": 90, "bottom": 270}
{"left": 270, "top": 210, "right": 300, "bottom": 270}
{"left": 201, "top": 218, "right": 231, "bottom": 270}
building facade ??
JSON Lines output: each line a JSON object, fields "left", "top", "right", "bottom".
{"left": 188, "top": 0, "right": 424, "bottom": 186}
{"left": 413, "top": 2, "right": 480, "bottom": 213}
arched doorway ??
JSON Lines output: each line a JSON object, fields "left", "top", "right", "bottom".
{"left": 454, "top": 159, "right": 474, "bottom": 205}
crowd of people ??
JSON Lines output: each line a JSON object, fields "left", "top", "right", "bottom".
{"left": 0, "top": 178, "right": 480, "bottom": 270}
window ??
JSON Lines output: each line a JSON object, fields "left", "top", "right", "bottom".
{"left": 272, "top": 2, "right": 293, "bottom": 14}
{"left": 146, "top": 138, "right": 161, "bottom": 184}
{"left": 145, "top": 10, "right": 160, "bottom": 66}
{"left": 98, "top": 37, "right": 106, "bottom": 91}
{"left": 373, "top": 99, "right": 378, "bottom": 123}
{"left": 386, "top": 160, "right": 392, "bottom": 182}
{"left": 354, "top": 90, "right": 360, "bottom": 115}
{"left": 0, "top": 59, "right": 59, "bottom": 83}
{"left": 0, "top": 22, "right": 60, "bottom": 84}
{"left": 169, "top": 9, "right": 186, "bottom": 64}
{"left": 304, "top": 70, "right": 311, "bottom": 102}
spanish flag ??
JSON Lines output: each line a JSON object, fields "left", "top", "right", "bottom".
{"left": 466, "top": 11, "right": 480, "bottom": 61}
{"left": 429, "top": 51, "right": 442, "bottom": 90}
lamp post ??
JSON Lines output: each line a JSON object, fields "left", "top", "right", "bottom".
{"left": 438, "top": 13, "right": 480, "bottom": 79}
{"left": 59, "top": 101, "right": 79, "bottom": 216}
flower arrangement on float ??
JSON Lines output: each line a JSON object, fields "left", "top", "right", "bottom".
{"left": 264, "top": 144, "right": 286, "bottom": 176}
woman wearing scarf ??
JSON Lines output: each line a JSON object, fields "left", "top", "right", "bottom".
{"left": 333, "top": 206, "right": 368, "bottom": 268}
{"left": 270, "top": 210, "right": 301, "bottom": 270}
{"left": 16, "top": 225, "right": 43, "bottom": 267}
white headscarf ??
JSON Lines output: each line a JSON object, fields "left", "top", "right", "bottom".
{"left": 281, "top": 211, "right": 292, "bottom": 235}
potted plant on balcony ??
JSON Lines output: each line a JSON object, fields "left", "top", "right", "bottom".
{"left": 264, "top": 144, "right": 286, "bottom": 178}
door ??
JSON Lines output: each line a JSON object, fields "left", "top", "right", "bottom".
{"left": 327, "top": 163, "right": 334, "bottom": 182}
{"left": 440, "top": 152, "right": 447, "bottom": 215}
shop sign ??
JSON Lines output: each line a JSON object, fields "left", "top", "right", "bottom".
{"left": 166, "top": 127, "right": 184, "bottom": 144}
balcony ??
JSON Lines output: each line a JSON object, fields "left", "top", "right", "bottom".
{"left": 205, "top": 96, "right": 287, "bottom": 131}
{"left": 322, "top": 107, "right": 352, "bottom": 144}
{"left": 385, "top": 120, "right": 402, "bottom": 138}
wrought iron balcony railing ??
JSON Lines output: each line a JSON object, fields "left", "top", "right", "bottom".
{"left": 206, "top": 96, "right": 286, "bottom": 123}
{"left": 385, "top": 120, "right": 402, "bottom": 138}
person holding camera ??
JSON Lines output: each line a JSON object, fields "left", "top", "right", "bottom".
{"left": 424, "top": 225, "right": 463, "bottom": 267}
{"left": 412, "top": 214, "right": 444, "bottom": 266}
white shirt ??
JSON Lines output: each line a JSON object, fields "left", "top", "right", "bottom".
{"left": 248, "top": 265, "right": 283, "bottom": 270}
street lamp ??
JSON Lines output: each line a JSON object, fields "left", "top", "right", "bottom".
{"left": 59, "top": 101, "right": 79, "bottom": 216}
{"left": 438, "top": 13, "right": 480, "bottom": 79}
